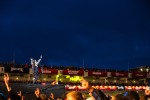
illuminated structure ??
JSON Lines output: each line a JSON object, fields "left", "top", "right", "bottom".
{"left": 0, "top": 63, "right": 149, "bottom": 87}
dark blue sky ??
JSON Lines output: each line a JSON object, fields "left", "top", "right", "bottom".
{"left": 0, "top": 0, "right": 150, "bottom": 70}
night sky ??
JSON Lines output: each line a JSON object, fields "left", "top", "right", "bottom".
{"left": 0, "top": 0, "right": 150, "bottom": 70}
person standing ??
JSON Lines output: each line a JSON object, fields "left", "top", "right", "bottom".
{"left": 30, "top": 55, "right": 42, "bottom": 83}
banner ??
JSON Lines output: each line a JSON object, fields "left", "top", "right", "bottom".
{"left": 38, "top": 68, "right": 58, "bottom": 74}
{"left": 88, "top": 71, "right": 107, "bottom": 77}
{"left": 125, "top": 86, "right": 145, "bottom": 91}
{"left": 63, "top": 70, "right": 84, "bottom": 75}
{"left": 65, "top": 85, "right": 145, "bottom": 91}
{"left": 111, "top": 72, "right": 128, "bottom": 77}
{"left": 11, "top": 68, "right": 23, "bottom": 72}
{"left": 132, "top": 72, "right": 147, "bottom": 78}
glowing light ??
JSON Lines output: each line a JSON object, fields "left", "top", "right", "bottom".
{"left": 70, "top": 76, "right": 81, "bottom": 82}
{"left": 56, "top": 75, "right": 59, "bottom": 78}
{"left": 66, "top": 75, "right": 70, "bottom": 78}
{"left": 16, "top": 77, "right": 18, "bottom": 80}
{"left": 146, "top": 68, "right": 149, "bottom": 72}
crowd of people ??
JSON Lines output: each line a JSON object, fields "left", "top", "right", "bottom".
{"left": 0, "top": 62, "right": 150, "bottom": 100}
{"left": 0, "top": 79, "right": 146, "bottom": 88}
{"left": 0, "top": 80, "right": 146, "bottom": 87}
{"left": 60, "top": 81, "right": 146, "bottom": 86}
{"left": 0, "top": 74, "right": 149, "bottom": 100}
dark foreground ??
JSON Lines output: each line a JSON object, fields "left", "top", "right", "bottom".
{"left": 0, "top": 82, "right": 65, "bottom": 100}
